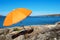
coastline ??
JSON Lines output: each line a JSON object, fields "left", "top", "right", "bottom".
{"left": 0, "top": 23, "right": 60, "bottom": 40}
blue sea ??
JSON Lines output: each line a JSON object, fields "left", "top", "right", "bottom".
{"left": 0, "top": 16, "right": 60, "bottom": 28}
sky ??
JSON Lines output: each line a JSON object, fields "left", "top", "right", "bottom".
{"left": 0, "top": 0, "right": 60, "bottom": 16}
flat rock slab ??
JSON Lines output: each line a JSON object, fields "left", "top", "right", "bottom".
{"left": 0, "top": 25, "right": 60, "bottom": 40}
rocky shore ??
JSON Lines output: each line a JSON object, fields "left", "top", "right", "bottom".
{"left": 0, "top": 23, "right": 60, "bottom": 40}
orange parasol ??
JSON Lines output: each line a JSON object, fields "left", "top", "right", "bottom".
{"left": 3, "top": 8, "right": 32, "bottom": 26}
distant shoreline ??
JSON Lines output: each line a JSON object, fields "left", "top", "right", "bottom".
{"left": 1, "top": 14, "right": 60, "bottom": 17}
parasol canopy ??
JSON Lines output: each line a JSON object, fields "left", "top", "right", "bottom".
{"left": 3, "top": 8, "right": 32, "bottom": 26}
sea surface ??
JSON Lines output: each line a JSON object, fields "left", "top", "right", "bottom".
{"left": 0, "top": 16, "right": 60, "bottom": 28}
